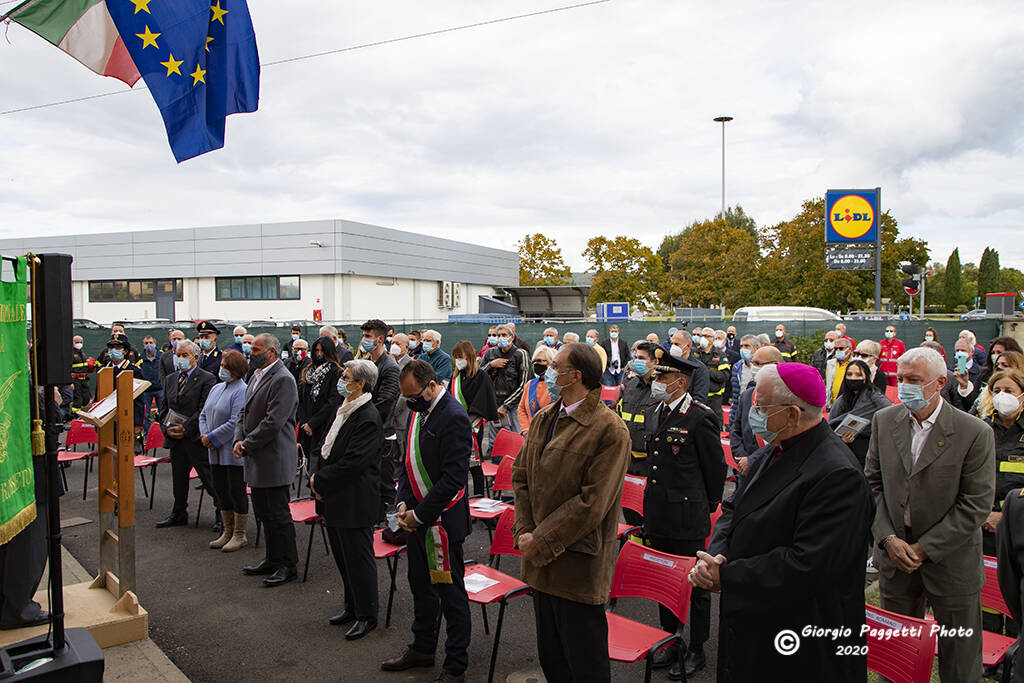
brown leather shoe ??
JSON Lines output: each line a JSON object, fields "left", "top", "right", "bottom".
{"left": 434, "top": 673, "right": 465, "bottom": 683}
{"left": 380, "top": 648, "right": 434, "bottom": 671}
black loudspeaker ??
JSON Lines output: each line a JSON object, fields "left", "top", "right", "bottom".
{"left": 0, "top": 628, "right": 104, "bottom": 681}
{"left": 34, "top": 253, "right": 73, "bottom": 386}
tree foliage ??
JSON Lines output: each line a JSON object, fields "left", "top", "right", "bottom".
{"left": 1000, "top": 267, "right": 1024, "bottom": 297}
{"left": 661, "top": 219, "right": 758, "bottom": 309}
{"left": 583, "top": 236, "right": 663, "bottom": 310}
{"left": 517, "top": 233, "right": 571, "bottom": 286}
{"left": 756, "top": 197, "right": 928, "bottom": 311}
{"left": 944, "top": 248, "right": 963, "bottom": 311}
{"left": 978, "top": 247, "right": 1001, "bottom": 299}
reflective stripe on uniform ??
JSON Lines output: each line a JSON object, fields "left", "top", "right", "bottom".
{"left": 716, "top": 363, "right": 731, "bottom": 371}
{"left": 631, "top": 450, "right": 647, "bottom": 459}
{"left": 620, "top": 410, "right": 644, "bottom": 423}
{"left": 709, "top": 388, "right": 725, "bottom": 397}
{"left": 999, "top": 461, "right": 1024, "bottom": 474}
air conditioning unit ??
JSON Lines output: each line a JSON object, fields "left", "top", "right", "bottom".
{"left": 452, "top": 282, "right": 462, "bottom": 308}
{"left": 438, "top": 281, "right": 452, "bottom": 308}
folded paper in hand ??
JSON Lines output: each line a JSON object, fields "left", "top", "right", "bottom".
{"left": 164, "top": 409, "right": 188, "bottom": 428}
{"left": 834, "top": 414, "right": 870, "bottom": 438}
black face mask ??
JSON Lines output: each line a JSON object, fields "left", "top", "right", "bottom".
{"left": 727, "top": 333, "right": 735, "bottom": 340}
{"left": 533, "top": 362, "right": 547, "bottom": 377}
{"left": 845, "top": 379, "right": 866, "bottom": 392}
{"left": 407, "top": 393, "right": 432, "bottom": 413}
{"left": 250, "top": 352, "right": 267, "bottom": 369}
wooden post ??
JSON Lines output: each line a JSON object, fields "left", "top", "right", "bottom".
{"left": 115, "top": 369, "right": 135, "bottom": 596}
{"left": 96, "top": 367, "right": 115, "bottom": 584}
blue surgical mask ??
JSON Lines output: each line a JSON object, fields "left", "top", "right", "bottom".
{"left": 885, "top": 331, "right": 895, "bottom": 339}
{"left": 544, "top": 335, "right": 555, "bottom": 346}
{"left": 954, "top": 350, "right": 969, "bottom": 363}
{"left": 586, "top": 337, "right": 596, "bottom": 346}
{"left": 337, "top": 379, "right": 351, "bottom": 398}
{"left": 199, "top": 338, "right": 212, "bottom": 351}
{"left": 421, "top": 341, "right": 434, "bottom": 354}
{"left": 898, "top": 380, "right": 935, "bottom": 412}
{"left": 650, "top": 380, "right": 672, "bottom": 403}
{"left": 219, "top": 367, "right": 232, "bottom": 382}
{"left": 291, "top": 333, "right": 300, "bottom": 341}
{"left": 740, "top": 348, "right": 752, "bottom": 362}
{"left": 144, "top": 343, "right": 156, "bottom": 352}
{"left": 835, "top": 350, "right": 848, "bottom": 361}
{"left": 609, "top": 332, "right": 619, "bottom": 340}
{"left": 360, "top": 337, "right": 375, "bottom": 352}
{"left": 748, "top": 406, "right": 783, "bottom": 444}
{"left": 631, "top": 359, "right": 649, "bottom": 375}
{"left": 487, "top": 336, "right": 498, "bottom": 346}
{"left": 241, "top": 342, "right": 252, "bottom": 354}
{"left": 235, "top": 335, "right": 244, "bottom": 344}
{"left": 496, "top": 337, "right": 510, "bottom": 349}
{"left": 544, "top": 366, "right": 566, "bottom": 398}
{"left": 174, "top": 355, "right": 190, "bottom": 372}
{"left": 109, "top": 348, "right": 124, "bottom": 362}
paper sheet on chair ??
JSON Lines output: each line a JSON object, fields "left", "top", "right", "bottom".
{"left": 464, "top": 572, "right": 500, "bottom": 594}
{"left": 469, "top": 498, "right": 506, "bottom": 511}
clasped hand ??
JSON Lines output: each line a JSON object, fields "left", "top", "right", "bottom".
{"left": 689, "top": 551, "right": 727, "bottom": 592}
{"left": 396, "top": 502, "right": 420, "bottom": 532}
{"left": 886, "top": 537, "right": 928, "bottom": 573}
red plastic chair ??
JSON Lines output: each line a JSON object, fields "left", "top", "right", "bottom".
{"left": 491, "top": 456, "right": 515, "bottom": 497}
{"left": 617, "top": 475, "right": 646, "bottom": 544}
{"left": 59, "top": 420, "right": 98, "bottom": 500}
{"left": 373, "top": 529, "right": 408, "bottom": 628}
{"left": 886, "top": 384, "right": 901, "bottom": 404}
{"left": 706, "top": 503, "right": 723, "bottom": 548}
{"left": 722, "top": 405, "right": 730, "bottom": 427}
{"left": 865, "top": 604, "right": 936, "bottom": 683}
{"left": 490, "top": 428, "right": 524, "bottom": 463}
{"left": 606, "top": 540, "right": 695, "bottom": 683}
{"left": 144, "top": 422, "right": 164, "bottom": 452}
{"left": 280, "top": 498, "right": 328, "bottom": 583}
{"left": 600, "top": 385, "right": 621, "bottom": 404}
{"left": 981, "top": 555, "right": 1017, "bottom": 669}
{"left": 463, "top": 508, "right": 532, "bottom": 683}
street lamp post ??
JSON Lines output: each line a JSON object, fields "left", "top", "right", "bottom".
{"left": 713, "top": 115, "right": 733, "bottom": 219}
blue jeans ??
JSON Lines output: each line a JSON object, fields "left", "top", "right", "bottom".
{"left": 601, "top": 369, "right": 624, "bottom": 387}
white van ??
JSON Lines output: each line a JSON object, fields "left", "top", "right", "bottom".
{"left": 732, "top": 306, "right": 841, "bottom": 321}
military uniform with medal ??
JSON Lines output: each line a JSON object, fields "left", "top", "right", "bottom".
{"left": 642, "top": 347, "right": 727, "bottom": 679}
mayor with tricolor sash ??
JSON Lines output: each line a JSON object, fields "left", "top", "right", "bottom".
{"left": 384, "top": 359, "right": 472, "bottom": 682}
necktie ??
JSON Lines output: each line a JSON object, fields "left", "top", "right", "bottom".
{"left": 178, "top": 371, "right": 187, "bottom": 394}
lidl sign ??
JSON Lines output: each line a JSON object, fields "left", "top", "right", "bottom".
{"left": 825, "top": 188, "right": 879, "bottom": 243}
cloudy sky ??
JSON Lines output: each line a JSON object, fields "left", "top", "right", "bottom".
{"left": 1, "top": 0, "right": 1022, "bottom": 271}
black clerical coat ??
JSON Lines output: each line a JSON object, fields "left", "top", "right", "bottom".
{"left": 707, "top": 419, "right": 874, "bottom": 682}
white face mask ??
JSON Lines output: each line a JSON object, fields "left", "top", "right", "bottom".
{"left": 824, "top": 340, "right": 835, "bottom": 351}
{"left": 713, "top": 339, "right": 725, "bottom": 350}
{"left": 73, "top": 342, "right": 84, "bottom": 350}
{"left": 669, "top": 345, "right": 684, "bottom": 359}
{"left": 389, "top": 344, "right": 403, "bottom": 357}
{"left": 993, "top": 391, "right": 1022, "bottom": 417}
{"left": 775, "top": 330, "right": 784, "bottom": 339}
{"left": 454, "top": 358, "right": 468, "bottom": 371}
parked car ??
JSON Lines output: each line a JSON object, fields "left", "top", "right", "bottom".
{"left": 845, "top": 310, "right": 894, "bottom": 320}
{"left": 73, "top": 318, "right": 103, "bottom": 329}
{"left": 960, "top": 309, "right": 987, "bottom": 320}
{"left": 732, "top": 306, "right": 841, "bottom": 321}
{"left": 114, "top": 319, "right": 173, "bottom": 330}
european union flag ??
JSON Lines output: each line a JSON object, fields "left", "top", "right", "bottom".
{"left": 105, "top": 0, "right": 260, "bottom": 163}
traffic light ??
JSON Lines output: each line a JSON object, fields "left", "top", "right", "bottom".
{"left": 900, "top": 262, "right": 921, "bottom": 295}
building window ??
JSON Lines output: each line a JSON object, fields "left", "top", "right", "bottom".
{"left": 88, "top": 279, "right": 182, "bottom": 302}
{"left": 215, "top": 275, "right": 300, "bottom": 300}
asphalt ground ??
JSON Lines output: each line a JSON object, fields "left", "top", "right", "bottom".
{"left": 55, "top": 446, "right": 722, "bottom": 683}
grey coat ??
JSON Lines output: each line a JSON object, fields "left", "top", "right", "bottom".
{"left": 234, "top": 360, "right": 299, "bottom": 488}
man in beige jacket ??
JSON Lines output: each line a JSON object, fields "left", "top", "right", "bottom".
{"left": 865, "top": 346, "right": 995, "bottom": 682}
{"left": 512, "top": 342, "right": 630, "bottom": 682}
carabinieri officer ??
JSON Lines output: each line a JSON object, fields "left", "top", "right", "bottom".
{"left": 196, "top": 321, "right": 223, "bottom": 378}
{"left": 643, "top": 347, "right": 726, "bottom": 680}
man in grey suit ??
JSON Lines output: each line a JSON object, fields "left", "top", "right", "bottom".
{"left": 233, "top": 333, "right": 300, "bottom": 587}
{"left": 865, "top": 346, "right": 995, "bottom": 682}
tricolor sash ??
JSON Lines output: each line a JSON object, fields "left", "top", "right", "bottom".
{"left": 405, "top": 411, "right": 465, "bottom": 584}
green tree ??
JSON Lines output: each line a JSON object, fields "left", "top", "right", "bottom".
{"left": 944, "top": 248, "right": 963, "bottom": 311}
{"left": 1000, "top": 267, "right": 1024, "bottom": 297}
{"left": 978, "top": 247, "right": 1001, "bottom": 299}
{"left": 924, "top": 261, "right": 946, "bottom": 313}
{"left": 756, "top": 197, "right": 928, "bottom": 311}
{"left": 661, "top": 219, "right": 759, "bottom": 309}
{"left": 516, "top": 233, "right": 571, "bottom": 286}
{"left": 961, "top": 262, "right": 980, "bottom": 308}
{"left": 714, "top": 205, "right": 758, "bottom": 239}
{"left": 658, "top": 205, "right": 757, "bottom": 272}
{"left": 583, "top": 236, "right": 662, "bottom": 310}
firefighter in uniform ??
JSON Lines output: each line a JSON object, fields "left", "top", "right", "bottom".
{"left": 71, "top": 334, "right": 94, "bottom": 410}
{"left": 772, "top": 323, "right": 797, "bottom": 362}
{"left": 617, "top": 342, "right": 659, "bottom": 525}
{"left": 644, "top": 348, "right": 727, "bottom": 679}
{"left": 697, "top": 342, "right": 731, "bottom": 428}
{"left": 196, "top": 321, "right": 223, "bottom": 378}
{"left": 997, "top": 487, "right": 1024, "bottom": 680}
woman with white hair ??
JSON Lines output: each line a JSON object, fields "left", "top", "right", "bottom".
{"left": 310, "top": 359, "right": 384, "bottom": 640}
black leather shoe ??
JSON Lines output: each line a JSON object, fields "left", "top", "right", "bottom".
{"left": 652, "top": 643, "right": 678, "bottom": 669}
{"left": 155, "top": 513, "right": 188, "bottom": 528}
{"left": 682, "top": 648, "right": 706, "bottom": 678}
{"left": 262, "top": 566, "right": 297, "bottom": 587}
{"left": 381, "top": 648, "right": 435, "bottom": 671}
{"left": 344, "top": 619, "right": 377, "bottom": 640}
{"left": 0, "top": 611, "right": 50, "bottom": 630}
{"left": 211, "top": 518, "right": 223, "bottom": 534}
{"left": 242, "top": 559, "right": 277, "bottom": 575}
{"left": 329, "top": 610, "right": 356, "bottom": 626}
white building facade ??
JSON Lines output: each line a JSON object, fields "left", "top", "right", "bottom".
{"left": 0, "top": 219, "right": 518, "bottom": 324}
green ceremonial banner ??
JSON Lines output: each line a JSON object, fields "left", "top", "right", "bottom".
{"left": 0, "top": 256, "right": 34, "bottom": 545}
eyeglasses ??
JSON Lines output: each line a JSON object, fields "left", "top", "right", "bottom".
{"left": 853, "top": 353, "right": 874, "bottom": 359}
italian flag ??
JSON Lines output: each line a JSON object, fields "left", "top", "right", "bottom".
{"left": 4, "top": 0, "right": 140, "bottom": 86}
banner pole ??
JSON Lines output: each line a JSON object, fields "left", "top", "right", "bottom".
{"left": 875, "top": 187, "right": 882, "bottom": 312}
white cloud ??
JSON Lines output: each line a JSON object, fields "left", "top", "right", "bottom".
{"left": 0, "top": 0, "right": 1021, "bottom": 272}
